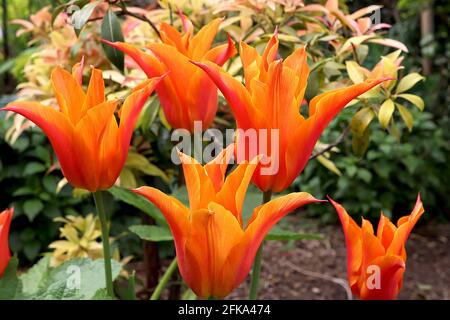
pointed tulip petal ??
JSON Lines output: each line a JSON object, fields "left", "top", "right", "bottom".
{"left": 191, "top": 61, "right": 255, "bottom": 129}
{"left": 3, "top": 102, "right": 78, "bottom": 184}
{"left": 0, "top": 208, "right": 13, "bottom": 277}
{"left": 204, "top": 143, "right": 234, "bottom": 192}
{"left": 82, "top": 67, "right": 105, "bottom": 113}
{"left": 51, "top": 66, "right": 86, "bottom": 124}
{"left": 188, "top": 18, "right": 222, "bottom": 60}
{"left": 204, "top": 34, "right": 237, "bottom": 66}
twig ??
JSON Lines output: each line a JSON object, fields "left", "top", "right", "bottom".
{"left": 350, "top": 42, "right": 360, "bottom": 64}
{"left": 310, "top": 125, "right": 350, "bottom": 160}
{"left": 118, "top": 0, "right": 160, "bottom": 38}
{"left": 282, "top": 260, "right": 353, "bottom": 300}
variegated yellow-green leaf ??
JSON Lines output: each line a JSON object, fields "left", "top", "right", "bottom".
{"left": 397, "top": 93, "right": 425, "bottom": 111}
{"left": 317, "top": 155, "right": 342, "bottom": 176}
{"left": 338, "top": 35, "right": 374, "bottom": 55}
{"left": 351, "top": 107, "right": 375, "bottom": 136}
{"left": 346, "top": 61, "right": 365, "bottom": 84}
{"left": 396, "top": 72, "right": 424, "bottom": 93}
{"left": 352, "top": 126, "right": 370, "bottom": 158}
{"left": 378, "top": 99, "right": 395, "bottom": 129}
{"left": 396, "top": 103, "right": 414, "bottom": 131}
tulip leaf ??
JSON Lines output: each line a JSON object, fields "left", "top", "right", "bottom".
{"left": 378, "top": 99, "right": 395, "bottom": 129}
{"left": 129, "top": 225, "right": 173, "bottom": 242}
{"left": 266, "top": 227, "right": 324, "bottom": 241}
{"left": 395, "top": 72, "right": 424, "bottom": 93}
{"left": 0, "top": 257, "right": 20, "bottom": 300}
{"left": 101, "top": 9, "right": 125, "bottom": 72}
{"left": 30, "top": 258, "right": 122, "bottom": 300}
{"left": 19, "top": 256, "right": 51, "bottom": 296}
{"left": 108, "top": 186, "right": 167, "bottom": 226}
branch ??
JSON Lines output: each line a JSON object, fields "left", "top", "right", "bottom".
{"left": 118, "top": 0, "right": 160, "bottom": 39}
{"left": 309, "top": 125, "right": 350, "bottom": 160}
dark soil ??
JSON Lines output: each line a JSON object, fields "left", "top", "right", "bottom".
{"left": 228, "top": 216, "right": 450, "bottom": 300}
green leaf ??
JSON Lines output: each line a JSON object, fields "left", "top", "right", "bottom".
{"left": 266, "top": 227, "right": 324, "bottom": 241}
{"left": 109, "top": 186, "right": 166, "bottom": 225}
{"left": 129, "top": 225, "right": 173, "bottom": 242}
{"left": 70, "top": 1, "right": 100, "bottom": 32}
{"left": 395, "top": 72, "right": 424, "bottom": 93}
{"left": 125, "top": 152, "right": 169, "bottom": 182}
{"left": 19, "top": 256, "right": 51, "bottom": 296}
{"left": 0, "top": 257, "right": 20, "bottom": 300}
{"left": 32, "top": 258, "right": 121, "bottom": 300}
{"left": 23, "top": 162, "right": 46, "bottom": 175}
{"left": 397, "top": 94, "right": 425, "bottom": 111}
{"left": 23, "top": 199, "right": 44, "bottom": 221}
{"left": 378, "top": 99, "right": 395, "bottom": 129}
{"left": 396, "top": 103, "right": 413, "bottom": 132}
{"left": 316, "top": 155, "right": 342, "bottom": 176}
{"left": 101, "top": 9, "right": 125, "bottom": 71}
{"left": 352, "top": 126, "right": 370, "bottom": 158}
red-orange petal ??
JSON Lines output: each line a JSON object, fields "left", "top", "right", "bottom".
{"left": 0, "top": 208, "right": 13, "bottom": 277}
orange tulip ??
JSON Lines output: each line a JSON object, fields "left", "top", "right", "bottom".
{"left": 134, "top": 145, "right": 322, "bottom": 298}
{"left": 0, "top": 208, "right": 13, "bottom": 277}
{"left": 4, "top": 62, "right": 164, "bottom": 191}
{"left": 193, "top": 33, "right": 389, "bottom": 192}
{"left": 103, "top": 15, "right": 236, "bottom": 131}
{"left": 330, "top": 194, "right": 425, "bottom": 300}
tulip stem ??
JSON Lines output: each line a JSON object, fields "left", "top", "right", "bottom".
{"left": 150, "top": 258, "right": 178, "bottom": 300}
{"left": 93, "top": 191, "right": 114, "bottom": 298}
{"left": 249, "top": 190, "right": 272, "bottom": 300}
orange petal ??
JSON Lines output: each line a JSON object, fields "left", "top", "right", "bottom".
{"left": 185, "top": 203, "right": 244, "bottom": 298}
{"left": 204, "top": 144, "right": 234, "bottom": 192}
{"left": 51, "top": 66, "right": 86, "bottom": 124}
{"left": 178, "top": 151, "right": 216, "bottom": 210}
{"left": 101, "top": 40, "right": 166, "bottom": 78}
{"left": 118, "top": 76, "right": 163, "bottom": 161}
{"left": 284, "top": 46, "right": 309, "bottom": 103}
{"left": 160, "top": 22, "right": 188, "bottom": 54}
{"left": 191, "top": 61, "right": 255, "bottom": 129}
{"left": 215, "top": 157, "right": 259, "bottom": 226}
{"left": 240, "top": 41, "right": 261, "bottom": 90}
{"left": 188, "top": 18, "right": 222, "bottom": 60}
{"left": 3, "top": 102, "right": 79, "bottom": 185}
{"left": 387, "top": 194, "right": 424, "bottom": 256}
{"left": 133, "top": 186, "right": 190, "bottom": 282}
{"left": 329, "top": 197, "right": 363, "bottom": 292}
{"left": 82, "top": 67, "right": 105, "bottom": 114}
{"left": 376, "top": 213, "right": 397, "bottom": 251}
{"left": 71, "top": 56, "right": 85, "bottom": 86}
{"left": 0, "top": 208, "right": 13, "bottom": 277}
{"left": 359, "top": 254, "right": 405, "bottom": 300}
{"left": 73, "top": 101, "right": 118, "bottom": 191}
{"left": 261, "top": 33, "right": 279, "bottom": 70}
{"left": 231, "top": 192, "right": 322, "bottom": 286}
{"left": 204, "top": 34, "right": 237, "bottom": 66}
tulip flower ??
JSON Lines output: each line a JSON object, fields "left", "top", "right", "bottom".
{"left": 193, "top": 33, "right": 389, "bottom": 193}
{"left": 329, "top": 194, "right": 425, "bottom": 300}
{"left": 103, "top": 15, "right": 237, "bottom": 131}
{"left": 134, "top": 145, "right": 321, "bottom": 298}
{"left": 3, "top": 62, "right": 164, "bottom": 192}
{"left": 0, "top": 208, "right": 13, "bottom": 278}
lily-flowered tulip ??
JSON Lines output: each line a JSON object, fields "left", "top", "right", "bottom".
{"left": 104, "top": 15, "right": 236, "bottom": 131}
{"left": 134, "top": 145, "right": 321, "bottom": 298}
{"left": 330, "top": 195, "right": 424, "bottom": 300}
{"left": 0, "top": 208, "right": 13, "bottom": 277}
{"left": 193, "top": 33, "right": 388, "bottom": 193}
{"left": 4, "top": 62, "right": 164, "bottom": 191}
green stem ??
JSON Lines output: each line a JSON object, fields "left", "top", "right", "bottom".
{"left": 93, "top": 191, "right": 114, "bottom": 298}
{"left": 150, "top": 258, "right": 178, "bottom": 300}
{"left": 249, "top": 190, "right": 272, "bottom": 300}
